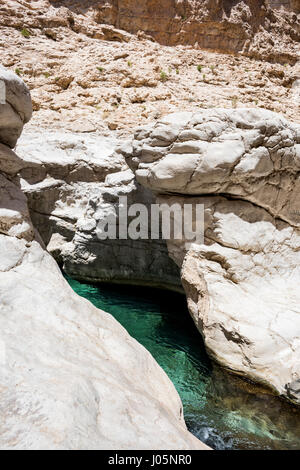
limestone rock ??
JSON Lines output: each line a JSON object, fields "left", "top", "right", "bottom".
{"left": 93, "top": 0, "right": 300, "bottom": 63}
{"left": 124, "top": 109, "right": 300, "bottom": 227}
{"left": 1, "top": 1, "right": 299, "bottom": 65}
{"left": 0, "top": 65, "right": 32, "bottom": 147}
{"left": 126, "top": 109, "right": 300, "bottom": 405}
{"left": 174, "top": 194, "right": 300, "bottom": 400}
{"left": 0, "top": 173, "right": 34, "bottom": 241}
{"left": 16, "top": 131, "right": 181, "bottom": 291}
{"left": 16, "top": 131, "right": 126, "bottom": 184}
{"left": 0, "top": 142, "right": 29, "bottom": 176}
{"left": 0, "top": 66, "right": 206, "bottom": 450}
{"left": 286, "top": 378, "right": 300, "bottom": 403}
{"left": 0, "top": 234, "right": 206, "bottom": 449}
{"left": 1, "top": 0, "right": 299, "bottom": 134}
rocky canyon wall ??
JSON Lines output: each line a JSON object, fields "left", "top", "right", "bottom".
{"left": 15, "top": 131, "right": 181, "bottom": 291}
{"left": 0, "top": 65, "right": 205, "bottom": 450}
{"left": 16, "top": 103, "right": 300, "bottom": 407}
{"left": 47, "top": 0, "right": 300, "bottom": 63}
{"left": 123, "top": 108, "right": 300, "bottom": 406}
{"left": 3, "top": 51, "right": 300, "bottom": 412}
{"left": 3, "top": 1, "right": 298, "bottom": 65}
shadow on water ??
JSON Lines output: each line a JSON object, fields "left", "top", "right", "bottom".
{"left": 66, "top": 275, "right": 300, "bottom": 450}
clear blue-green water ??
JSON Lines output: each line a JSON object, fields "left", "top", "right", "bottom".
{"left": 67, "top": 276, "right": 300, "bottom": 450}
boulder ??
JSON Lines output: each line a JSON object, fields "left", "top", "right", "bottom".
{"left": 16, "top": 131, "right": 181, "bottom": 291}
{"left": 0, "top": 234, "right": 206, "bottom": 449}
{"left": 0, "top": 65, "right": 32, "bottom": 148}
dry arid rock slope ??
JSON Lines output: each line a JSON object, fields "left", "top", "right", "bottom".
{"left": 0, "top": 0, "right": 299, "bottom": 134}
{"left": 0, "top": 67, "right": 207, "bottom": 449}
{"left": 45, "top": 0, "right": 300, "bottom": 60}
{"left": 77, "top": 0, "right": 300, "bottom": 61}
{"left": 123, "top": 109, "right": 300, "bottom": 405}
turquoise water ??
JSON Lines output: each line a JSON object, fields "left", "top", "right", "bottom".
{"left": 67, "top": 276, "right": 300, "bottom": 450}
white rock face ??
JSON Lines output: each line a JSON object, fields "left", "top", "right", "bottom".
{"left": 0, "top": 173, "right": 34, "bottom": 240}
{"left": 0, "top": 67, "right": 207, "bottom": 450}
{"left": 123, "top": 109, "right": 300, "bottom": 405}
{"left": 16, "top": 131, "right": 125, "bottom": 184}
{"left": 125, "top": 109, "right": 300, "bottom": 227}
{"left": 0, "top": 234, "right": 205, "bottom": 450}
{"left": 15, "top": 131, "right": 181, "bottom": 291}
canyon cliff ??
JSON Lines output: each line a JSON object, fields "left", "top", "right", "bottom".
{"left": 123, "top": 108, "right": 300, "bottom": 404}
{"left": 0, "top": 66, "right": 207, "bottom": 450}
{"left": 49, "top": 0, "right": 300, "bottom": 63}
{"left": 13, "top": 100, "right": 300, "bottom": 406}
{"left": 1, "top": 0, "right": 300, "bottom": 450}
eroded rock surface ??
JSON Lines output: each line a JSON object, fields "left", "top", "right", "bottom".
{"left": 1, "top": 0, "right": 299, "bottom": 134}
{"left": 125, "top": 108, "right": 300, "bottom": 226}
{"left": 0, "top": 234, "right": 205, "bottom": 449}
{"left": 15, "top": 131, "right": 181, "bottom": 290}
{"left": 0, "top": 64, "right": 32, "bottom": 147}
{"left": 48, "top": 0, "right": 300, "bottom": 63}
{"left": 0, "top": 173, "right": 34, "bottom": 241}
{"left": 123, "top": 109, "right": 300, "bottom": 404}
{"left": 0, "top": 66, "right": 206, "bottom": 450}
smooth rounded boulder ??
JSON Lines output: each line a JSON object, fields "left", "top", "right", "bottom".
{"left": 0, "top": 65, "right": 32, "bottom": 148}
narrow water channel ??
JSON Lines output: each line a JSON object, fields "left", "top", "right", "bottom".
{"left": 67, "top": 276, "right": 300, "bottom": 450}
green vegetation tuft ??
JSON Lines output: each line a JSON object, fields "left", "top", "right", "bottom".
{"left": 160, "top": 71, "right": 168, "bottom": 82}
{"left": 20, "top": 28, "right": 30, "bottom": 38}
